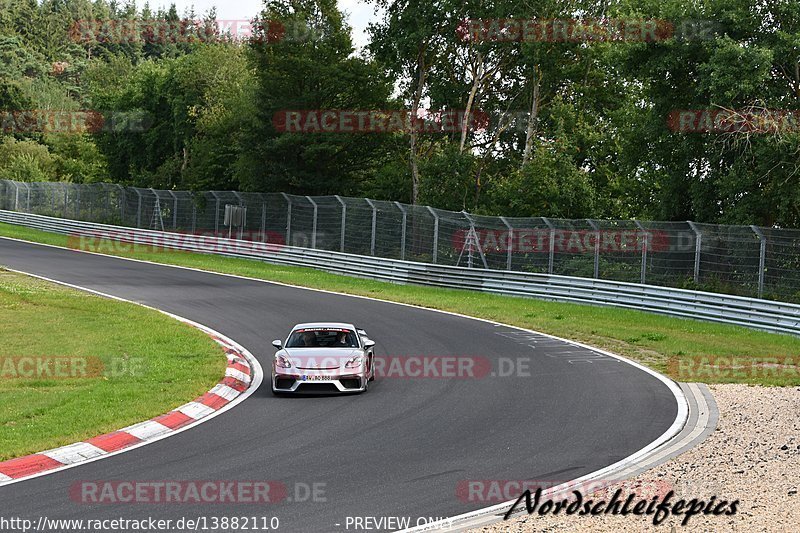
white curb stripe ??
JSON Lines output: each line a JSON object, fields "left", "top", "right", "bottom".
{"left": 41, "top": 443, "right": 106, "bottom": 465}
{"left": 177, "top": 402, "right": 216, "bottom": 420}
{"left": 121, "top": 421, "right": 172, "bottom": 441}
{"left": 225, "top": 368, "right": 251, "bottom": 383}
{"left": 226, "top": 354, "right": 249, "bottom": 366}
{"left": 0, "top": 265, "right": 263, "bottom": 489}
{"left": 209, "top": 384, "right": 240, "bottom": 401}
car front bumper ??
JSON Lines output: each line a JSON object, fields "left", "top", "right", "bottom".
{"left": 272, "top": 372, "right": 367, "bottom": 393}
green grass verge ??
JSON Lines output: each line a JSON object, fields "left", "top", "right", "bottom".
{"left": 1, "top": 221, "right": 799, "bottom": 387}
{"left": 0, "top": 268, "right": 226, "bottom": 461}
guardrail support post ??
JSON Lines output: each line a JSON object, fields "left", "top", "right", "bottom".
{"left": 335, "top": 195, "right": 347, "bottom": 252}
{"left": 587, "top": 219, "right": 600, "bottom": 279}
{"left": 751, "top": 225, "right": 767, "bottom": 298}
{"left": 395, "top": 202, "right": 407, "bottom": 261}
{"left": 365, "top": 198, "right": 377, "bottom": 256}
{"left": 306, "top": 196, "right": 318, "bottom": 249}
{"left": 500, "top": 216, "right": 513, "bottom": 270}
{"left": 687, "top": 221, "right": 702, "bottom": 284}
{"left": 542, "top": 217, "right": 555, "bottom": 275}
{"left": 281, "top": 193, "right": 292, "bottom": 246}
{"left": 426, "top": 206, "right": 439, "bottom": 264}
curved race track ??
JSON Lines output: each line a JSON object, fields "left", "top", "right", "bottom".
{"left": 0, "top": 237, "right": 679, "bottom": 531}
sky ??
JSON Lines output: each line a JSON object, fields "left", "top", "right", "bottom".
{"left": 157, "top": 0, "right": 381, "bottom": 50}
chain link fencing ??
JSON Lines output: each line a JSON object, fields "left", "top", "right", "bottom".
{"left": 2, "top": 179, "right": 799, "bottom": 303}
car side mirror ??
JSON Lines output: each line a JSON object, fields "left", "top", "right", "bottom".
{"left": 364, "top": 340, "right": 376, "bottom": 348}
{"left": 272, "top": 340, "right": 283, "bottom": 349}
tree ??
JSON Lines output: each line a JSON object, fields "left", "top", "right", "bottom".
{"left": 239, "top": 0, "right": 395, "bottom": 195}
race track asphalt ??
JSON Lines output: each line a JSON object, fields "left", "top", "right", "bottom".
{"left": 0, "top": 237, "right": 679, "bottom": 532}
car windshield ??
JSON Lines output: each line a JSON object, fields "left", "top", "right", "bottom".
{"left": 286, "top": 328, "right": 359, "bottom": 348}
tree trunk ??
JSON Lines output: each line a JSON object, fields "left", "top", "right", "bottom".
{"left": 460, "top": 52, "right": 483, "bottom": 154}
{"left": 522, "top": 66, "right": 541, "bottom": 167}
{"left": 409, "top": 45, "right": 427, "bottom": 204}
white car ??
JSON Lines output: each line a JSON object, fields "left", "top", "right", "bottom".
{"left": 271, "top": 322, "right": 376, "bottom": 394}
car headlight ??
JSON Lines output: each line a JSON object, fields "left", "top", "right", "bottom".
{"left": 345, "top": 355, "right": 364, "bottom": 369}
{"left": 275, "top": 354, "right": 293, "bottom": 368}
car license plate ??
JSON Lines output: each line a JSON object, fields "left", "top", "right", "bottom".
{"left": 302, "top": 375, "right": 334, "bottom": 381}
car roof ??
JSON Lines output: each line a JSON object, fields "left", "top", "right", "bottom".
{"left": 291, "top": 322, "right": 357, "bottom": 331}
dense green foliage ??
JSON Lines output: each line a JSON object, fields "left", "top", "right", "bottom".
{"left": 1, "top": 0, "right": 799, "bottom": 225}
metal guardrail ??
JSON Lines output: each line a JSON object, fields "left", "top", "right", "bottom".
{"left": 7, "top": 179, "right": 800, "bottom": 304}
{"left": 2, "top": 209, "right": 799, "bottom": 336}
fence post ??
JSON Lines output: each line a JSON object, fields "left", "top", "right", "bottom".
{"left": 105, "top": 186, "right": 111, "bottom": 220}
{"left": 118, "top": 185, "right": 125, "bottom": 223}
{"left": 306, "top": 196, "right": 318, "bottom": 249}
{"left": 586, "top": 219, "right": 601, "bottom": 279}
{"left": 281, "top": 193, "right": 292, "bottom": 246}
{"left": 426, "top": 206, "right": 439, "bottom": 264}
{"left": 133, "top": 189, "right": 143, "bottom": 228}
{"left": 542, "top": 217, "right": 555, "bottom": 275}
{"left": 12, "top": 181, "right": 19, "bottom": 211}
{"left": 75, "top": 184, "right": 81, "bottom": 218}
{"left": 687, "top": 221, "right": 702, "bottom": 284}
{"left": 191, "top": 194, "right": 197, "bottom": 234}
{"left": 634, "top": 221, "right": 648, "bottom": 284}
{"left": 261, "top": 200, "right": 267, "bottom": 243}
{"left": 167, "top": 190, "right": 178, "bottom": 229}
{"left": 210, "top": 192, "right": 221, "bottom": 236}
{"left": 751, "top": 225, "right": 766, "bottom": 298}
{"left": 394, "top": 202, "right": 407, "bottom": 261}
{"left": 63, "top": 185, "right": 68, "bottom": 218}
{"left": 500, "top": 216, "right": 513, "bottom": 271}
{"left": 335, "top": 195, "right": 346, "bottom": 252}
{"left": 365, "top": 198, "right": 377, "bottom": 256}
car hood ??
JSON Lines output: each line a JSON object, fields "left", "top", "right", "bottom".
{"left": 281, "top": 348, "right": 361, "bottom": 369}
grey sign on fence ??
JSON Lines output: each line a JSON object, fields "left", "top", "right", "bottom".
{"left": 1, "top": 179, "right": 799, "bottom": 303}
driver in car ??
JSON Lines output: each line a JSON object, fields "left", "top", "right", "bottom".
{"left": 334, "top": 332, "right": 350, "bottom": 347}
